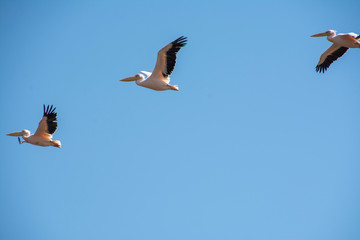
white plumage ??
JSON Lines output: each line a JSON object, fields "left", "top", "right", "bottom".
{"left": 120, "top": 36, "right": 187, "bottom": 91}
{"left": 7, "top": 105, "right": 61, "bottom": 148}
{"left": 311, "top": 30, "right": 360, "bottom": 73}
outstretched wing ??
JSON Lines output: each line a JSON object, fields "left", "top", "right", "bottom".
{"left": 34, "top": 105, "right": 58, "bottom": 138}
{"left": 316, "top": 44, "right": 348, "bottom": 73}
{"left": 152, "top": 36, "right": 187, "bottom": 80}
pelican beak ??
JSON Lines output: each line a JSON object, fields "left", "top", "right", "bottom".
{"left": 7, "top": 131, "right": 24, "bottom": 137}
{"left": 311, "top": 32, "right": 328, "bottom": 37}
{"left": 120, "top": 75, "right": 141, "bottom": 82}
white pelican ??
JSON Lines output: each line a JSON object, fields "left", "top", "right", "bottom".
{"left": 311, "top": 30, "right": 360, "bottom": 73}
{"left": 120, "top": 36, "right": 187, "bottom": 91}
{"left": 7, "top": 105, "right": 61, "bottom": 148}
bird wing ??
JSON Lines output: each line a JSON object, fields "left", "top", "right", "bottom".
{"left": 345, "top": 32, "right": 359, "bottom": 40}
{"left": 316, "top": 44, "right": 348, "bottom": 73}
{"left": 341, "top": 34, "right": 360, "bottom": 44}
{"left": 152, "top": 36, "right": 187, "bottom": 83}
{"left": 34, "top": 105, "right": 58, "bottom": 138}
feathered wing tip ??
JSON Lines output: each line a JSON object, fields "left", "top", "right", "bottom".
{"left": 316, "top": 65, "right": 326, "bottom": 73}
{"left": 43, "top": 104, "right": 58, "bottom": 134}
{"left": 316, "top": 47, "right": 349, "bottom": 73}
{"left": 163, "top": 36, "right": 188, "bottom": 77}
{"left": 172, "top": 36, "right": 187, "bottom": 48}
{"left": 43, "top": 104, "right": 56, "bottom": 116}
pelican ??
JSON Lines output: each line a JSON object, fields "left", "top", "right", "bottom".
{"left": 311, "top": 30, "right": 360, "bottom": 73}
{"left": 120, "top": 36, "right": 187, "bottom": 91}
{"left": 7, "top": 105, "right": 61, "bottom": 148}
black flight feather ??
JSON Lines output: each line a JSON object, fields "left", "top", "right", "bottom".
{"left": 163, "top": 36, "right": 187, "bottom": 78}
{"left": 43, "top": 104, "right": 58, "bottom": 135}
{"left": 316, "top": 47, "right": 348, "bottom": 73}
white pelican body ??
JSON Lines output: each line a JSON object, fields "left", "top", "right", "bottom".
{"left": 311, "top": 30, "right": 360, "bottom": 72}
{"left": 120, "top": 36, "right": 187, "bottom": 91}
{"left": 7, "top": 105, "right": 61, "bottom": 148}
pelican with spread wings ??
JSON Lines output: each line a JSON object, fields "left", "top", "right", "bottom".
{"left": 120, "top": 36, "right": 187, "bottom": 91}
{"left": 311, "top": 30, "right": 360, "bottom": 73}
{"left": 7, "top": 105, "right": 61, "bottom": 148}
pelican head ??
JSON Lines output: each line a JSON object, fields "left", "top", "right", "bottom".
{"left": 119, "top": 74, "right": 145, "bottom": 82}
{"left": 7, "top": 130, "right": 30, "bottom": 145}
{"left": 311, "top": 30, "right": 336, "bottom": 37}
{"left": 7, "top": 129, "right": 30, "bottom": 137}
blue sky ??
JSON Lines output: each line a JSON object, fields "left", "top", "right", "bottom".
{"left": 1, "top": 0, "right": 360, "bottom": 239}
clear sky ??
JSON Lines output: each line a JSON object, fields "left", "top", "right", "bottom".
{"left": 1, "top": 0, "right": 360, "bottom": 239}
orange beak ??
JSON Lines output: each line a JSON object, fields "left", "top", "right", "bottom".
{"left": 7, "top": 131, "right": 24, "bottom": 136}
{"left": 311, "top": 31, "right": 329, "bottom": 37}
{"left": 119, "top": 75, "right": 142, "bottom": 82}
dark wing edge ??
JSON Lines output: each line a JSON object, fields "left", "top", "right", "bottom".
{"left": 163, "top": 36, "right": 187, "bottom": 78}
{"left": 316, "top": 47, "right": 349, "bottom": 73}
{"left": 43, "top": 104, "right": 58, "bottom": 135}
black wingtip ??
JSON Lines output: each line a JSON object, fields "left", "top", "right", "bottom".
{"left": 162, "top": 36, "right": 188, "bottom": 78}
{"left": 173, "top": 36, "right": 187, "bottom": 47}
{"left": 43, "top": 104, "right": 56, "bottom": 115}
{"left": 315, "top": 47, "right": 348, "bottom": 74}
{"left": 43, "top": 104, "right": 58, "bottom": 135}
{"left": 315, "top": 65, "right": 326, "bottom": 73}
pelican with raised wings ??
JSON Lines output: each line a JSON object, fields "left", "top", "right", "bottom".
{"left": 7, "top": 105, "right": 61, "bottom": 148}
{"left": 311, "top": 30, "right": 360, "bottom": 73}
{"left": 120, "top": 36, "right": 187, "bottom": 91}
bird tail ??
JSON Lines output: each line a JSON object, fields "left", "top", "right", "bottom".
{"left": 52, "top": 140, "right": 61, "bottom": 148}
{"left": 169, "top": 85, "right": 179, "bottom": 91}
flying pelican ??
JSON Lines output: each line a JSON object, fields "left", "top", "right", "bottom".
{"left": 7, "top": 105, "right": 61, "bottom": 148}
{"left": 120, "top": 36, "right": 187, "bottom": 91}
{"left": 311, "top": 30, "right": 360, "bottom": 73}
